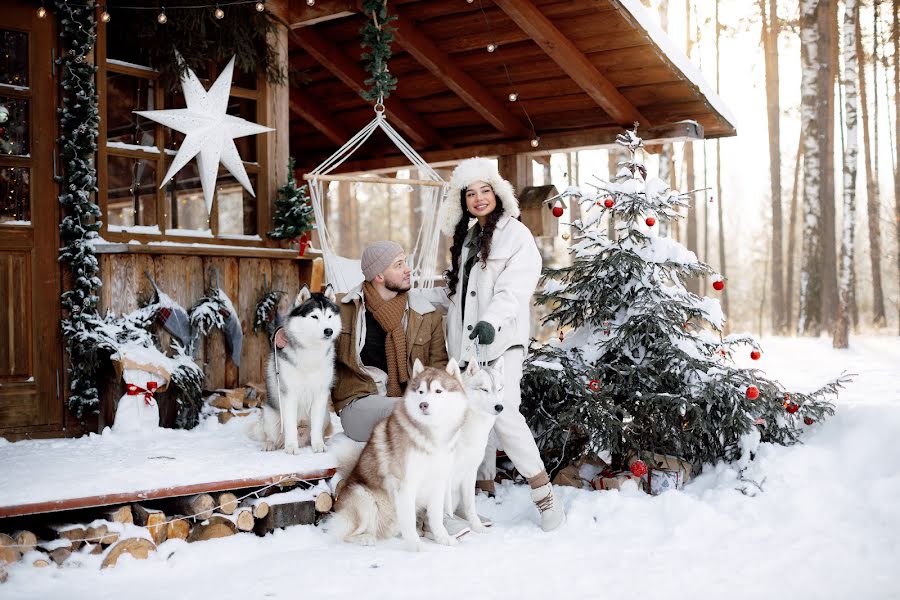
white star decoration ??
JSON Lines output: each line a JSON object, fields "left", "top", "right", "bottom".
{"left": 135, "top": 55, "right": 274, "bottom": 213}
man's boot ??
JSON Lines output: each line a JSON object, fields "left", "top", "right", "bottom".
{"left": 530, "top": 483, "right": 565, "bottom": 532}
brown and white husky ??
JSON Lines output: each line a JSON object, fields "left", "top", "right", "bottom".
{"left": 331, "top": 359, "right": 468, "bottom": 551}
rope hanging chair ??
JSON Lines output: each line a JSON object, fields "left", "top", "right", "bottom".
{"left": 302, "top": 103, "right": 448, "bottom": 293}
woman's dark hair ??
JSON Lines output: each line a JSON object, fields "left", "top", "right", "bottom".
{"left": 445, "top": 189, "right": 505, "bottom": 297}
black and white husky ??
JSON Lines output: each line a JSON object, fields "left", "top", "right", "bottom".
{"left": 260, "top": 285, "right": 340, "bottom": 454}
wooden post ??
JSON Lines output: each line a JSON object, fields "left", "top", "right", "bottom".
{"left": 497, "top": 154, "right": 532, "bottom": 196}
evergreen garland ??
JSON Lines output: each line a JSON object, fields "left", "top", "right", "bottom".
{"left": 521, "top": 127, "right": 850, "bottom": 474}
{"left": 109, "top": 1, "right": 285, "bottom": 92}
{"left": 54, "top": 0, "right": 103, "bottom": 418}
{"left": 359, "top": 0, "right": 398, "bottom": 102}
{"left": 268, "top": 157, "right": 315, "bottom": 240}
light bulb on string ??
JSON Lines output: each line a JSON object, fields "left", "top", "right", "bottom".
{"left": 37, "top": 5, "right": 47, "bottom": 18}
{"left": 100, "top": 6, "right": 111, "bottom": 22}
{"left": 157, "top": 8, "right": 168, "bottom": 24}
{"left": 256, "top": 1, "right": 266, "bottom": 11}
{"left": 214, "top": 5, "right": 225, "bottom": 19}
{"left": 508, "top": 92, "right": 518, "bottom": 102}
{"left": 306, "top": 0, "right": 315, "bottom": 5}
{"left": 486, "top": 43, "right": 497, "bottom": 53}
{"left": 530, "top": 137, "right": 540, "bottom": 148}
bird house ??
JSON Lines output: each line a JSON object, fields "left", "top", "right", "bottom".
{"left": 518, "top": 185, "right": 559, "bottom": 238}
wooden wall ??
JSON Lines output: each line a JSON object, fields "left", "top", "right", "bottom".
{"left": 96, "top": 250, "right": 317, "bottom": 427}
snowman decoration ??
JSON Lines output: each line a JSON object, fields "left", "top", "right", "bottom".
{"left": 112, "top": 347, "right": 171, "bottom": 433}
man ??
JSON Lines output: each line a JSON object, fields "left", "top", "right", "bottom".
{"left": 276, "top": 240, "right": 448, "bottom": 441}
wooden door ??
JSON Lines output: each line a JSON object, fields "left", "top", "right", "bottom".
{"left": 0, "top": 2, "right": 62, "bottom": 432}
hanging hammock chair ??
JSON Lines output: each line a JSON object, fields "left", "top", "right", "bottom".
{"left": 302, "top": 104, "right": 448, "bottom": 293}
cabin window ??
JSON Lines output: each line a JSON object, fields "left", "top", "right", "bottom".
{"left": 0, "top": 29, "right": 31, "bottom": 223}
{"left": 98, "top": 23, "right": 267, "bottom": 243}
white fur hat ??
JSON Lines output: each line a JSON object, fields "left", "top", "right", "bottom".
{"left": 440, "top": 157, "right": 520, "bottom": 235}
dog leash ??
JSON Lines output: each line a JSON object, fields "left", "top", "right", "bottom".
{"left": 273, "top": 333, "right": 284, "bottom": 407}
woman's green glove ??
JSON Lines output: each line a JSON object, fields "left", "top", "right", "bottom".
{"left": 469, "top": 321, "right": 496, "bottom": 344}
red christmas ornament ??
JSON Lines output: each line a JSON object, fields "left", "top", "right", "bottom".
{"left": 786, "top": 403, "right": 800, "bottom": 414}
{"left": 804, "top": 417, "right": 814, "bottom": 425}
{"left": 604, "top": 198, "right": 614, "bottom": 208}
{"left": 712, "top": 280, "right": 725, "bottom": 291}
{"left": 750, "top": 350, "right": 761, "bottom": 360}
{"left": 746, "top": 385, "right": 759, "bottom": 400}
{"left": 551, "top": 200, "right": 564, "bottom": 218}
{"left": 630, "top": 460, "right": 648, "bottom": 478}
{"left": 645, "top": 217, "right": 656, "bottom": 227}
{"left": 588, "top": 379, "right": 601, "bottom": 392}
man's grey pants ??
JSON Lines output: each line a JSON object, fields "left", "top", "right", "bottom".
{"left": 339, "top": 395, "right": 398, "bottom": 442}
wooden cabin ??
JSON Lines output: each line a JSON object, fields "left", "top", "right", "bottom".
{"left": 0, "top": 0, "right": 735, "bottom": 440}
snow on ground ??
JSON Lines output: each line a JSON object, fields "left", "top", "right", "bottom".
{"left": 4, "top": 336, "right": 899, "bottom": 599}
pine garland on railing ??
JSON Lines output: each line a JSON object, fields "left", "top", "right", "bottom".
{"left": 359, "top": 0, "right": 398, "bottom": 102}
{"left": 54, "top": 0, "right": 103, "bottom": 418}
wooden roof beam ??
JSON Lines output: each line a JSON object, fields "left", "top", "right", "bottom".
{"left": 286, "top": 0, "right": 357, "bottom": 28}
{"left": 393, "top": 11, "right": 532, "bottom": 139}
{"left": 291, "top": 26, "right": 444, "bottom": 148}
{"left": 493, "top": 0, "right": 649, "bottom": 127}
{"left": 288, "top": 89, "right": 352, "bottom": 146}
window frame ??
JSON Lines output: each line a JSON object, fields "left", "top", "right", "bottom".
{"left": 96, "top": 21, "right": 270, "bottom": 247}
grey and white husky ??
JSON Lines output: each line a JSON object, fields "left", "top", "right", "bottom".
{"left": 260, "top": 284, "right": 340, "bottom": 454}
{"left": 331, "top": 359, "right": 468, "bottom": 551}
{"left": 447, "top": 358, "right": 505, "bottom": 533}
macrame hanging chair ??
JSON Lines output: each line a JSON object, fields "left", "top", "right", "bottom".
{"left": 302, "top": 103, "right": 448, "bottom": 293}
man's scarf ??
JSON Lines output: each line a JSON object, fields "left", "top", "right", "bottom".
{"left": 363, "top": 281, "right": 409, "bottom": 397}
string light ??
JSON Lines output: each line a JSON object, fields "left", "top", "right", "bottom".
{"left": 486, "top": 43, "right": 497, "bottom": 53}
{"left": 306, "top": 0, "right": 315, "bottom": 5}
{"left": 530, "top": 137, "right": 540, "bottom": 148}
{"left": 157, "top": 7, "right": 167, "bottom": 23}
{"left": 214, "top": 5, "right": 225, "bottom": 18}
{"left": 255, "top": 1, "right": 265, "bottom": 11}
{"left": 100, "top": 6, "right": 111, "bottom": 22}
{"left": 37, "top": 4, "right": 47, "bottom": 18}
{"left": 508, "top": 92, "right": 518, "bottom": 102}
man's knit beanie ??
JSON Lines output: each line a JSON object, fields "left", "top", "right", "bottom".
{"left": 361, "top": 240, "right": 404, "bottom": 281}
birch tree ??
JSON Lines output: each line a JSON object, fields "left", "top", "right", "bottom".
{"left": 798, "top": 0, "right": 824, "bottom": 335}
{"left": 760, "top": 0, "right": 786, "bottom": 333}
{"left": 855, "top": 10, "right": 887, "bottom": 327}
{"left": 834, "top": 0, "right": 859, "bottom": 349}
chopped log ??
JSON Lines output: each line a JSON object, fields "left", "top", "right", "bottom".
{"left": 85, "top": 524, "right": 108, "bottom": 544}
{"left": 0, "top": 533, "right": 21, "bottom": 565}
{"left": 12, "top": 530, "right": 37, "bottom": 553}
{"left": 243, "top": 397, "right": 262, "bottom": 409}
{"left": 49, "top": 547, "right": 72, "bottom": 566}
{"left": 101, "top": 538, "right": 156, "bottom": 569}
{"left": 214, "top": 388, "right": 247, "bottom": 409}
{"left": 132, "top": 504, "right": 168, "bottom": 545}
{"left": 99, "top": 531, "right": 120, "bottom": 546}
{"left": 206, "top": 394, "right": 234, "bottom": 411}
{"left": 233, "top": 508, "right": 255, "bottom": 532}
{"left": 240, "top": 498, "right": 269, "bottom": 519}
{"left": 187, "top": 516, "right": 238, "bottom": 543}
{"left": 32, "top": 554, "right": 50, "bottom": 568}
{"left": 218, "top": 412, "right": 234, "bottom": 424}
{"left": 314, "top": 492, "right": 333, "bottom": 513}
{"left": 233, "top": 410, "right": 253, "bottom": 418}
{"left": 166, "top": 519, "right": 190, "bottom": 541}
{"left": 253, "top": 500, "right": 316, "bottom": 535}
{"left": 103, "top": 505, "right": 133, "bottom": 525}
{"left": 168, "top": 493, "right": 215, "bottom": 520}
{"left": 215, "top": 492, "right": 239, "bottom": 515}
{"left": 50, "top": 525, "right": 85, "bottom": 550}
{"left": 87, "top": 543, "right": 104, "bottom": 555}
{"left": 0, "top": 565, "right": 7, "bottom": 583}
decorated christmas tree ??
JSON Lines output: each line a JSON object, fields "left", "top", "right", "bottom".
{"left": 268, "top": 157, "right": 315, "bottom": 243}
{"left": 521, "top": 127, "right": 848, "bottom": 473}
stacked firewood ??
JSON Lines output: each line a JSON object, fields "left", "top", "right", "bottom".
{"left": 0, "top": 481, "right": 332, "bottom": 575}
{"left": 206, "top": 383, "right": 266, "bottom": 424}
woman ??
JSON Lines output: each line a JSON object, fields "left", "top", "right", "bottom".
{"left": 431, "top": 157, "right": 565, "bottom": 532}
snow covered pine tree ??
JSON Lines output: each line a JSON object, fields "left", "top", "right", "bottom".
{"left": 521, "top": 127, "right": 849, "bottom": 474}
